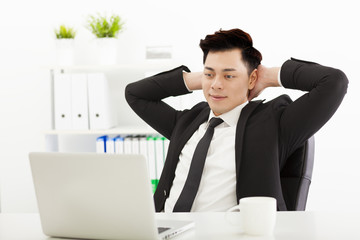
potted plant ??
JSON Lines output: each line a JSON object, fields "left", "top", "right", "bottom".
{"left": 55, "top": 25, "right": 76, "bottom": 39}
{"left": 86, "top": 13, "right": 125, "bottom": 65}
{"left": 54, "top": 25, "right": 76, "bottom": 66}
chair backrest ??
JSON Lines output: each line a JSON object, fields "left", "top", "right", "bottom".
{"left": 280, "top": 136, "right": 315, "bottom": 211}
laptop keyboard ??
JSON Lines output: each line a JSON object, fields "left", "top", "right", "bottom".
{"left": 158, "top": 227, "right": 171, "bottom": 234}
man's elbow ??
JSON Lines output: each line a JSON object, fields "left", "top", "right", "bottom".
{"left": 328, "top": 68, "right": 349, "bottom": 97}
{"left": 124, "top": 83, "right": 135, "bottom": 105}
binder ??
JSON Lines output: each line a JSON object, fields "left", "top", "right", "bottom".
{"left": 70, "top": 73, "right": 89, "bottom": 130}
{"left": 163, "top": 138, "right": 170, "bottom": 159}
{"left": 106, "top": 136, "right": 115, "bottom": 154}
{"left": 147, "top": 136, "right": 157, "bottom": 193}
{"left": 114, "top": 135, "right": 124, "bottom": 154}
{"left": 96, "top": 135, "right": 108, "bottom": 153}
{"left": 87, "top": 73, "right": 116, "bottom": 130}
{"left": 139, "top": 136, "right": 148, "bottom": 165}
{"left": 124, "top": 136, "right": 132, "bottom": 154}
{"left": 131, "top": 135, "right": 140, "bottom": 154}
{"left": 154, "top": 137, "right": 165, "bottom": 182}
{"left": 54, "top": 73, "right": 72, "bottom": 129}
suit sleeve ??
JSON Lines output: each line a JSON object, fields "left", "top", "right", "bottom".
{"left": 279, "top": 58, "right": 348, "bottom": 156}
{"left": 125, "top": 66, "right": 192, "bottom": 139}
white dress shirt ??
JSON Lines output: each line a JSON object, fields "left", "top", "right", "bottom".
{"left": 164, "top": 102, "right": 248, "bottom": 212}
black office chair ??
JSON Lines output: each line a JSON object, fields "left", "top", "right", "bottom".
{"left": 280, "top": 136, "right": 315, "bottom": 211}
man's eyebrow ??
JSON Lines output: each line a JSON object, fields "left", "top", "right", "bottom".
{"left": 204, "top": 66, "right": 215, "bottom": 71}
{"left": 204, "top": 66, "right": 237, "bottom": 72}
{"left": 223, "top": 68, "right": 237, "bottom": 72}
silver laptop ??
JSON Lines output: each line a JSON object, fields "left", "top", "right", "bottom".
{"left": 29, "top": 152, "right": 194, "bottom": 240}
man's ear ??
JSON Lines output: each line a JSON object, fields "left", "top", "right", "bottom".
{"left": 248, "top": 69, "right": 258, "bottom": 90}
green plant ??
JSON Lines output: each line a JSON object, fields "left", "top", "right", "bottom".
{"left": 88, "top": 14, "right": 124, "bottom": 38}
{"left": 87, "top": 13, "right": 124, "bottom": 38}
{"left": 55, "top": 25, "right": 76, "bottom": 39}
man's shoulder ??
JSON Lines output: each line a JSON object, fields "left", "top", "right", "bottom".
{"left": 171, "top": 101, "right": 210, "bottom": 135}
{"left": 173, "top": 101, "right": 209, "bottom": 124}
{"left": 253, "top": 94, "right": 293, "bottom": 113}
{"left": 263, "top": 94, "right": 292, "bottom": 106}
{"left": 182, "top": 101, "right": 209, "bottom": 116}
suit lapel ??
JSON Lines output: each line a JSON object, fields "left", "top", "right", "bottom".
{"left": 174, "top": 107, "right": 210, "bottom": 156}
{"left": 235, "top": 100, "right": 264, "bottom": 177}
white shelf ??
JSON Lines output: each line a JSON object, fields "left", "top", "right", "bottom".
{"left": 45, "top": 62, "right": 170, "bottom": 152}
{"left": 45, "top": 61, "right": 181, "bottom": 72}
{"left": 44, "top": 126, "right": 159, "bottom": 135}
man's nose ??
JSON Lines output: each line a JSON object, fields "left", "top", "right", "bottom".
{"left": 211, "top": 76, "right": 223, "bottom": 89}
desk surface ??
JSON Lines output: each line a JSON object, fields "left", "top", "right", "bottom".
{"left": 0, "top": 212, "right": 359, "bottom": 240}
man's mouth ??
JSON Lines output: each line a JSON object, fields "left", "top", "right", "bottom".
{"left": 210, "top": 94, "right": 227, "bottom": 101}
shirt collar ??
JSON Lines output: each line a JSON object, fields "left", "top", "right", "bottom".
{"left": 208, "top": 101, "right": 248, "bottom": 127}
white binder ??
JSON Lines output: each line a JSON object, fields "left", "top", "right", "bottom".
{"left": 87, "top": 73, "right": 116, "bottom": 130}
{"left": 139, "top": 136, "right": 148, "bottom": 165}
{"left": 155, "top": 137, "right": 164, "bottom": 181}
{"left": 163, "top": 138, "right": 170, "bottom": 159}
{"left": 124, "top": 136, "right": 132, "bottom": 154}
{"left": 54, "top": 73, "right": 72, "bottom": 130}
{"left": 71, "top": 73, "right": 89, "bottom": 130}
{"left": 146, "top": 136, "right": 157, "bottom": 193}
{"left": 96, "top": 135, "right": 108, "bottom": 153}
{"left": 132, "top": 136, "right": 140, "bottom": 154}
{"left": 106, "top": 137, "right": 115, "bottom": 154}
{"left": 114, "top": 136, "right": 124, "bottom": 154}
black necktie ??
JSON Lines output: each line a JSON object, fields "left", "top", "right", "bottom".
{"left": 173, "top": 117, "right": 224, "bottom": 212}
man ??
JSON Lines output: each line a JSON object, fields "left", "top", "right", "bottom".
{"left": 125, "top": 28, "right": 348, "bottom": 212}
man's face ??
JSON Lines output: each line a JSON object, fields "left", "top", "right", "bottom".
{"left": 202, "top": 49, "right": 257, "bottom": 116}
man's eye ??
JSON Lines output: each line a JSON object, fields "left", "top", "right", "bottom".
{"left": 225, "top": 75, "right": 234, "bottom": 79}
{"left": 205, "top": 73, "right": 213, "bottom": 77}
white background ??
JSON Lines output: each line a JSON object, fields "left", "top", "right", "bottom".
{"left": 0, "top": 0, "right": 359, "bottom": 212}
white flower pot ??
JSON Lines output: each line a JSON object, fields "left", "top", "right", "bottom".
{"left": 96, "top": 38, "right": 118, "bottom": 65}
{"left": 55, "top": 39, "right": 75, "bottom": 66}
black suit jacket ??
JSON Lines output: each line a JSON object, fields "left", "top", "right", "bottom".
{"left": 125, "top": 58, "right": 348, "bottom": 211}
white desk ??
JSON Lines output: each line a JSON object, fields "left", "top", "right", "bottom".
{"left": 0, "top": 212, "right": 359, "bottom": 240}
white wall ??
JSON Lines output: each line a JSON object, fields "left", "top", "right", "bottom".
{"left": 0, "top": 0, "right": 359, "bottom": 212}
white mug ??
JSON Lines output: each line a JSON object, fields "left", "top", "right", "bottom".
{"left": 227, "top": 196, "right": 277, "bottom": 236}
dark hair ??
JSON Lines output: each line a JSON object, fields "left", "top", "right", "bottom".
{"left": 199, "top": 28, "right": 262, "bottom": 75}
